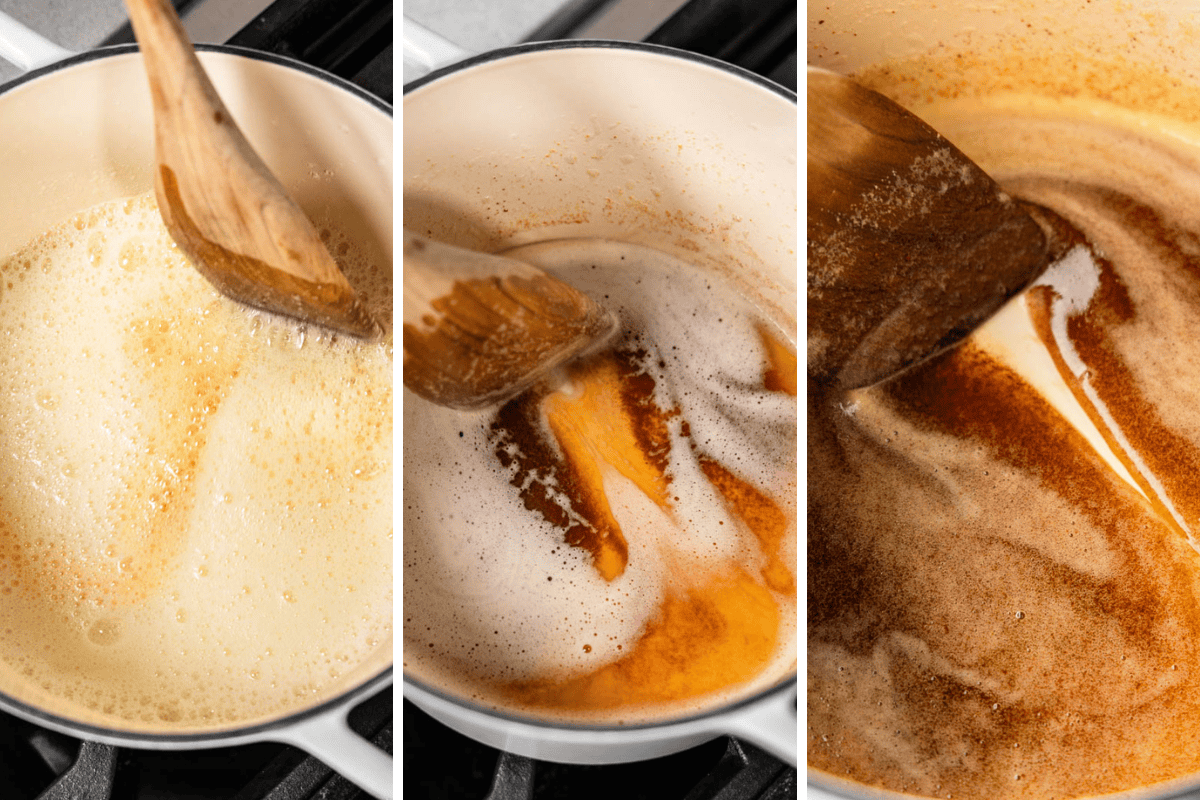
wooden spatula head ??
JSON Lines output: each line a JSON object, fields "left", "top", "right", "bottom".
{"left": 808, "top": 68, "right": 1049, "bottom": 390}
{"left": 403, "top": 231, "right": 617, "bottom": 410}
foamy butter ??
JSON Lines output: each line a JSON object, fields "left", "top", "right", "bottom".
{"left": 403, "top": 239, "right": 796, "bottom": 722}
{"left": 0, "top": 194, "right": 392, "bottom": 731}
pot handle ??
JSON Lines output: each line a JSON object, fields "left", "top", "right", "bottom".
{"left": 722, "top": 683, "right": 798, "bottom": 767}
{"left": 0, "top": 11, "right": 75, "bottom": 73}
{"left": 401, "top": 16, "right": 474, "bottom": 82}
{"left": 275, "top": 703, "right": 393, "bottom": 800}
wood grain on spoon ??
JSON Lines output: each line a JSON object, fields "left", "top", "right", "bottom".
{"left": 124, "top": 0, "right": 377, "bottom": 339}
{"left": 403, "top": 231, "right": 618, "bottom": 410}
{"left": 808, "top": 68, "right": 1049, "bottom": 390}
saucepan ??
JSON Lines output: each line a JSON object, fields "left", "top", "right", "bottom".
{"left": 808, "top": 0, "right": 1200, "bottom": 798}
{"left": 402, "top": 21, "right": 798, "bottom": 766}
{"left": 0, "top": 13, "right": 393, "bottom": 800}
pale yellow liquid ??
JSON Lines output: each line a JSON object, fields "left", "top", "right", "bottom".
{"left": 0, "top": 194, "right": 392, "bottom": 731}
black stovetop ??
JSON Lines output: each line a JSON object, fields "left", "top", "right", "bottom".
{"left": 105, "top": 0, "right": 392, "bottom": 104}
{"left": 642, "top": 0, "right": 796, "bottom": 92}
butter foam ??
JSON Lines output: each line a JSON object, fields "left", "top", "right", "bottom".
{"left": 0, "top": 194, "right": 392, "bottom": 731}
{"left": 403, "top": 239, "right": 796, "bottom": 723}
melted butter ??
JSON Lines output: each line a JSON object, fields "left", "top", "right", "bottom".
{"left": 506, "top": 565, "right": 780, "bottom": 712}
{"left": 403, "top": 239, "right": 796, "bottom": 723}
{"left": 697, "top": 456, "right": 794, "bottom": 595}
{"left": 809, "top": 63, "right": 1200, "bottom": 800}
{"left": 540, "top": 351, "right": 674, "bottom": 581}
{"left": 0, "top": 193, "right": 392, "bottom": 731}
{"left": 759, "top": 322, "right": 799, "bottom": 397}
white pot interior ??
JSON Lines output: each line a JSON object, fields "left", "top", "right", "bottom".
{"left": 0, "top": 48, "right": 392, "bottom": 285}
{"left": 404, "top": 44, "right": 796, "bottom": 332}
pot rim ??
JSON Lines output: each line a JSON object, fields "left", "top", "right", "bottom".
{"left": 403, "top": 670, "right": 796, "bottom": 734}
{"left": 2, "top": 41, "right": 392, "bottom": 117}
{"left": 402, "top": 36, "right": 797, "bottom": 736}
{"left": 808, "top": 767, "right": 1200, "bottom": 800}
{"left": 402, "top": 38, "right": 797, "bottom": 105}
{"left": 0, "top": 668, "right": 394, "bottom": 748}
{"left": 0, "top": 40, "right": 394, "bottom": 747}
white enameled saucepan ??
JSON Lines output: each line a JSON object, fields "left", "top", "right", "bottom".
{"left": 403, "top": 23, "right": 798, "bottom": 767}
{"left": 0, "top": 13, "right": 393, "bottom": 800}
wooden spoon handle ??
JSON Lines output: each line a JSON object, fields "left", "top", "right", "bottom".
{"left": 125, "top": 0, "right": 377, "bottom": 338}
{"left": 126, "top": 0, "right": 278, "bottom": 269}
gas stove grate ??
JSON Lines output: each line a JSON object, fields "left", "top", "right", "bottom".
{"left": 18, "top": 686, "right": 390, "bottom": 800}
{"left": 102, "top": 0, "right": 392, "bottom": 104}
{"left": 404, "top": 700, "right": 796, "bottom": 800}
{"left": 481, "top": 740, "right": 797, "bottom": 800}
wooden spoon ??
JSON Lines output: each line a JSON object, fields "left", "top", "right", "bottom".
{"left": 808, "top": 67, "right": 1049, "bottom": 390}
{"left": 403, "top": 231, "right": 617, "bottom": 410}
{"left": 124, "top": 0, "right": 377, "bottom": 339}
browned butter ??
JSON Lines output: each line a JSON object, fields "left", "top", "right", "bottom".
{"left": 809, "top": 54, "right": 1200, "bottom": 799}
{"left": 404, "top": 239, "right": 797, "bottom": 723}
